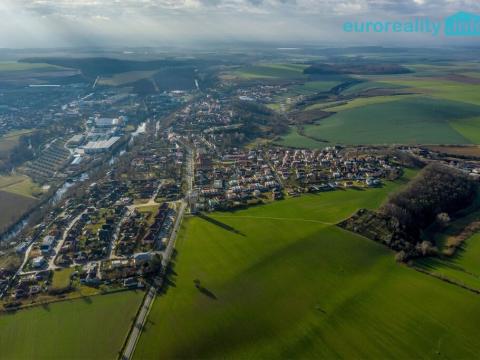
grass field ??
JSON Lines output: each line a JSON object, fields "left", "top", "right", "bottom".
{"left": 136, "top": 171, "right": 480, "bottom": 358}
{"left": 416, "top": 232, "right": 480, "bottom": 291}
{"left": 275, "top": 128, "right": 326, "bottom": 148}
{"left": 0, "top": 175, "right": 43, "bottom": 198}
{"left": 302, "top": 97, "right": 480, "bottom": 145}
{"left": 378, "top": 78, "right": 480, "bottom": 106}
{"left": 98, "top": 70, "right": 158, "bottom": 86}
{"left": 311, "top": 94, "right": 415, "bottom": 112}
{"left": 342, "top": 80, "right": 407, "bottom": 95}
{"left": 232, "top": 64, "right": 307, "bottom": 80}
{"left": 51, "top": 268, "right": 75, "bottom": 289}
{"left": 450, "top": 117, "right": 480, "bottom": 143}
{"left": 0, "top": 290, "right": 144, "bottom": 359}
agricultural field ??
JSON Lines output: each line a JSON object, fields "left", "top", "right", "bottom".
{"left": 307, "top": 94, "right": 414, "bottom": 112}
{"left": 267, "top": 79, "right": 345, "bottom": 112}
{"left": 415, "top": 232, "right": 480, "bottom": 292}
{"left": 0, "top": 190, "right": 37, "bottom": 234}
{"left": 377, "top": 77, "right": 480, "bottom": 106}
{"left": 0, "top": 290, "right": 144, "bottom": 359}
{"left": 295, "top": 97, "right": 480, "bottom": 146}
{"left": 271, "top": 62, "right": 480, "bottom": 148}
{"left": 425, "top": 145, "right": 480, "bottom": 158}
{"left": 341, "top": 80, "right": 406, "bottom": 96}
{"left": 98, "top": 70, "right": 158, "bottom": 86}
{"left": 275, "top": 128, "right": 326, "bottom": 149}
{"left": 0, "top": 61, "right": 64, "bottom": 72}
{"left": 137, "top": 171, "right": 480, "bottom": 359}
{"left": 0, "top": 174, "right": 43, "bottom": 198}
{"left": 231, "top": 64, "right": 308, "bottom": 80}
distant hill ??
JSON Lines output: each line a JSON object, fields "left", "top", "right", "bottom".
{"left": 304, "top": 63, "right": 412, "bottom": 75}
{"left": 18, "top": 57, "right": 209, "bottom": 78}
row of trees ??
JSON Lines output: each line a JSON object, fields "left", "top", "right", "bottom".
{"left": 381, "top": 163, "right": 477, "bottom": 241}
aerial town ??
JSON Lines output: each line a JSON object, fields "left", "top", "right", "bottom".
{"left": 3, "top": 76, "right": 480, "bottom": 309}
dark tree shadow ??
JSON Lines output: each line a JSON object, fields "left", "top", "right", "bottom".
{"left": 197, "top": 213, "right": 245, "bottom": 236}
{"left": 197, "top": 286, "right": 217, "bottom": 300}
{"left": 81, "top": 296, "right": 92, "bottom": 304}
{"left": 194, "top": 279, "right": 217, "bottom": 300}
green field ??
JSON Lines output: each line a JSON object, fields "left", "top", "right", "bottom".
{"left": 450, "top": 117, "right": 480, "bottom": 143}
{"left": 311, "top": 94, "right": 415, "bottom": 112}
{"left": 136, "top": 171, "right": 480, "bottom": 359}
{"left": 0, "top": 175, "right": 43, "bottom": 198}
{"left": 416, "top": 232, "right": 480, "bottom": 291}
{"left": 0, "top": 290, "right": 144, "bottom": 359}
{"left": 275, "top": 128, "right": 326, "bottom": 148}
{"left": 51, "top": 268, "right": 75, "bottom": 289}
{"left": 301, "top": 97, "right": 480, "bottom": 145}
{"left": 98, "top": 70, "right": 158, "bottom": 86}
{"left": 232, "top": 64, "right": 307, "bottom": 80}
{"left": 342, "top": 80, "right": 407, "bottom": 96}
{"left": 377, "top": 78, "right": 480, "bottom": 106}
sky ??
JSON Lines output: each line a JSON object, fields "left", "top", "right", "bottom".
{"left": 0, "top": 0, "right": 479, "bottom": 48}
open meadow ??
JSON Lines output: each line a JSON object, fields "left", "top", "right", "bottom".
{"left": 231, "top": 64, "right": 308, "bottom": 80}
{"left": 136, "top": 170, "right": 480, "bottom": 359}
{"left": 415, "top": 232, "right": 480, "bottom": 292}
{"left": 273, "top": 63, "right": 480, "bottom": 148}
{"left": 0, "top": 290, "right": 144, "bottom": 359}
{"left": 301, "top": 97, "right": 478, "bottom": 146}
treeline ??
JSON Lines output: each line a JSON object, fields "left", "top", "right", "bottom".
{"left": 20, "top": 57, "right": 216, "bottom": 78}
{"left": 381, "top": 163, "right": 476, "bottom": 238}
{"left": 340, "top": 163, "right": 477, "bottom": 260}
{"left": 232, "top": 100, "right": 288, "bottom": 140}
{"left": 0, "top": 131, "right": 47, "bottom": 172}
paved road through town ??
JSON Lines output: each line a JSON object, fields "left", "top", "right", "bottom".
{"left": 120, "top": 142, "right": 193, "bottom": 360}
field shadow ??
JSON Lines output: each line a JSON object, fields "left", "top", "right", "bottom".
{"left": 158, "top": 263, "right": 178, "bottom": 296}
{"left": 197, "top": 286, "right": 217, "bottom": 300}
{"left": 194, "top": 279, "right": 217, "bottom": 300}
{"left": 197, "top": 213, "right": 245, "bottom": 236}
{"left": 81, "top": 296, "right": 93, "bottom": 304}
{"left": 41, "top": 303, "right": 51, "bottom": 312}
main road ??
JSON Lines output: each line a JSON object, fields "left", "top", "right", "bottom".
{"left": 120, "top": 141, "right": 194, "bottom": 360}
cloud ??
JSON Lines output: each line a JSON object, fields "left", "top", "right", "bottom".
{"left": 1, "top": 0, "right": 479, "bottom": 47}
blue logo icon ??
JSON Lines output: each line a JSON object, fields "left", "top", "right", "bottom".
{"left": 445, "top": 11, "right": 480, "bottom": 36}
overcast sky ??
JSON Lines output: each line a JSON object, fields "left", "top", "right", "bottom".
{"left": 0, "top": 0, "right": 479, "bottom": 48}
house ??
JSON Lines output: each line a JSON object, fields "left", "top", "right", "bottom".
{"left": 40, "top": 235, "right": 56, "bottom": 254}
{"left": 123, "top": 277, "right": 138, "bottom": 288}
{"left": 32, "top": 256, "right": 46, "bottom": 269}
{"left": 133, "top": 252, "right": 153, "bottom": 266}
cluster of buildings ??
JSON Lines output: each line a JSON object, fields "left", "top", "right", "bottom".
{"left": 236, "top": 84, "right": 289, "bottom": 104}
{"left": 194, "top": 149, "right": 282, "bottom": 211}
{"left": 191, "top": 146, "right": 401, "bottom": 212}
{"left": 68, "top": 115, "right": 127, "bottom": 155}
{"left": 116, "top": 203, "right": 175, "bottom": 256}
{"left": 267, "top": 148, "right": 396, "bottom": 189}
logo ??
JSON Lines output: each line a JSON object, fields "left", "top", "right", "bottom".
{"left": 343, "top": 11, "right": 480, "bottom": 37}
{"left": 445, "top": 12, "right": 480, "bottom": 36}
